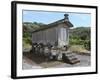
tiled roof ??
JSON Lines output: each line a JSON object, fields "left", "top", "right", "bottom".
{"left": 32, "top": 14, "right": 73, "bottom": 33}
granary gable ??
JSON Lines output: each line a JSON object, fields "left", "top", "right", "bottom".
{"left": 32, "top": 14, "right": 73, "bottom": 33}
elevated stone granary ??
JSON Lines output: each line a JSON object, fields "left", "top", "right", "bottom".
{"left": 32, "top": 14, "right": 73, "bottom": 47}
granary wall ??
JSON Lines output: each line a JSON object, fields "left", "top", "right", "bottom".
{"left": 32, "top": 26, "right": 59, "bottom": 45}
{"left": 32, "top": 23, "right": 70, "bottom": 47}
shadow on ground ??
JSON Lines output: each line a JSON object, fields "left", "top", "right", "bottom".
{"left": 23, "top": 52, "right": 49, "bottom": 64}
{"left": 23, "top": 52, "right": 65, "bottom": 68}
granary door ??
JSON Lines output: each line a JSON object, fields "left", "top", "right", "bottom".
{"left": 58, "top": 28, "right": 67, "bottom": 47}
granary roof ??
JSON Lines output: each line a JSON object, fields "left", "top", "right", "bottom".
{"left": 32, "top": 14, "right": 73, "bottom": 33}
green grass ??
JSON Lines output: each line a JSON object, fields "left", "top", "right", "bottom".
{"left": 23, "top": 41, "right": 31, "bottom": 49}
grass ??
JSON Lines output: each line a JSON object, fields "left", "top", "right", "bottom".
{"left": 68, "top": 45, "right": 90, "bottom": 55}
{"left": 23, "top": 42, "right": 31, "bottom": 49}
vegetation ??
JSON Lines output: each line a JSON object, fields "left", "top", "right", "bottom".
{"left": 68, "top": 45, "right": 89, "bottom": 55}
{"left": 23, "top": 22, "right": 43, "bottom": 49}
{"left": 69, "top": 27, "right": 91, "bottom": 50}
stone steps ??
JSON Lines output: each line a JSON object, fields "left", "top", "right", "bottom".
{"left": 62, "top": 53, "right": 80, "bottom": 64}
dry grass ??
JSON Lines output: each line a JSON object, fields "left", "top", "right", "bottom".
{"left": 68, "top": 45, "right": 90, "bottom": 55}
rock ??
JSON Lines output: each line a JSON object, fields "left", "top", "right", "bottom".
{"left": 57, "top": 53, "right": 62, "bottom": 60}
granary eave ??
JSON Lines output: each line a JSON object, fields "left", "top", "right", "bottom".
{"left": 32, "top": 18, "right": 73, "bottom": 33}
{"left": 47, "top": 18, "right": 73, "bottom": 27}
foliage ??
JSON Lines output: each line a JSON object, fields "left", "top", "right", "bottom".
{"left": 23, "top": 22, "right": 44, "bottom": 49}
{"left": 69, "top": 27, "right": 91, "bottom": 50}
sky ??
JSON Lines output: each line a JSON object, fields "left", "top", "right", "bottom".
{"left": 23, "top": 10, "right": 91, "bottom": 27}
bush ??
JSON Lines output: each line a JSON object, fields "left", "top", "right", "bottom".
{"left": 69, "top": 39, "right": 84, "bottom": 45}
{"left": 84, "top": 40, "right": 91, "bottom": 50}
{"left": 69, "top": 39, "right": 91, "bottom": 50}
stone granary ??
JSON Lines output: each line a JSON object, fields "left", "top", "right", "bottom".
{"left": 32, "top": 14, "right": 73, "bottom": 48}
{"left": 31, "top": 14, "right": 80, "bottom": 64}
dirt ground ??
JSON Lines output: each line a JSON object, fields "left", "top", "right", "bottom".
{"left": 22, "top": 52, "right": 91, "bottom": 69}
